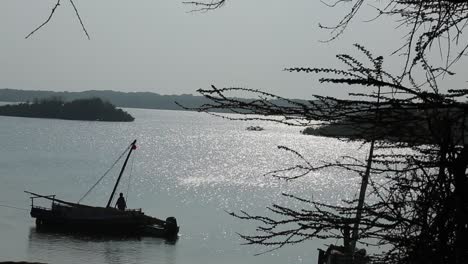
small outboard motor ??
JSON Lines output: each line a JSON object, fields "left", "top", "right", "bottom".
{"left": 165, "top": 217, "right": 179, "bottom": 235}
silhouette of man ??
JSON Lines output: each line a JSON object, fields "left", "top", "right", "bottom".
{"left": 115, "top": 192, "right": 127, "bottom": 211}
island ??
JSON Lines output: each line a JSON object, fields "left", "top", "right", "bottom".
{"left": 301, "top": 108, "right": 468, "bottom": 145}
{"left": 0, "top": 97, "right": 134, "bottom": 122}
{"left": 302, "top": 117, "right": 423, "bottom": 142}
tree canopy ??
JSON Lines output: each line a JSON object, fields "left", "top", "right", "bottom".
{"left": 187, "top": 43, "right": 468, "bottom": 264}
{"left": 181, "top": 1, "right": 468, "bottom": 263}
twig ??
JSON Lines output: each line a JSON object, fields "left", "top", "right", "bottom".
{"left": 25, "top": 0, "right": 61, "bottom": 39}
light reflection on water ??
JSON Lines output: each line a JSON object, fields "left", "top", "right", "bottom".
{"left": 0, "top": 109, "right": 372, "bottom": 264}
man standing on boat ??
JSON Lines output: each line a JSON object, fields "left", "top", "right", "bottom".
{"left": 116, "top": 193, "right": 127, "bottom": 211}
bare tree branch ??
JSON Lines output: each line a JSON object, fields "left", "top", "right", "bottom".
{"left": 26, "top": 0, "right": 90, "bottom": 39}
{"left": 25, "top": 0, "right": 62, "bottom": 39}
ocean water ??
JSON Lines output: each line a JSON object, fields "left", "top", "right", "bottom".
{"left": 0, "top": 108, "right": 370, "bottom": 264}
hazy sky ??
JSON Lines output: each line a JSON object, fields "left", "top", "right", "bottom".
{"left": 1, "top": 0, "right": 466, "bottom": 99}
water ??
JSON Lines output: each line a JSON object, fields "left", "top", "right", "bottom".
{"left": 0, "top": 108, "right": 370, "bottom": 264}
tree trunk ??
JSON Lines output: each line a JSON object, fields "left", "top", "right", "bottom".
{"left": 453, "top": 145, "right": 468, "bottom": 264}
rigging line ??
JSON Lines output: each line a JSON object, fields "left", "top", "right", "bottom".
{"left": 77, "top": 144, "right": 131, "bottom": 203}
{"left": 0, "top": 203, "right": 29, "bottom": 211}
{"left": 125, "top": 153, "right": 136, "bottom": 205}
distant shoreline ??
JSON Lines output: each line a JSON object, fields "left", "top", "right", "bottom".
{"left": 0, "top": 98, "right": 134, "bottom": 122}
{"left": 0, "top": 88, "right": 206, "bottom": 112}
{"left": 0, "top": 88, "right": 309, "bottom": 114}
{"left": 0, "top": 262, "right": 47, "bottom": 264}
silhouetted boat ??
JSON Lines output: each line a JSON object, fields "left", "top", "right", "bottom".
{"left": 26, "top": 140, "right": 179, "bottom": 239}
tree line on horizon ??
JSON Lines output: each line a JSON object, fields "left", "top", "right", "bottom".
{"left": 0, "top": 88, "right": 309, "bottom": 113}
{"left": 0, "top": 89, "right": 206, "bottom": 111}
{"left": 0, "top": 97, "right": 134, "bottom": 122}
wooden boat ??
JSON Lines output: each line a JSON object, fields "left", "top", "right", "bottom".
{"left": 26, "top": 140, "right": 179, "bottom": 239}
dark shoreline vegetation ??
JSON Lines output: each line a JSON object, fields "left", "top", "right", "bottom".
{"left": 0, "top": 97, "right": 134, "bottom": 122}
{"left": 0, "top": 262, "right": 47, "bottom": 264}
{"left": 301, "top": 107, "right": 468, "bottom": 145}
{"left": 302, "top": 118, "right": 418, "bottom": 142}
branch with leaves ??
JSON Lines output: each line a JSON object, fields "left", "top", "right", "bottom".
{"left": 188, "top": 45, "right": 468, "bottom": 263}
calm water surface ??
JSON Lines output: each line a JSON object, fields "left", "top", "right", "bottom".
{"left": 0, "top": 109, "right": 369, "bottom": 264}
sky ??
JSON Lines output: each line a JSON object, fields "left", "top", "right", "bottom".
{"left": 1, "top": 0, "right": 467, "bottom": 99}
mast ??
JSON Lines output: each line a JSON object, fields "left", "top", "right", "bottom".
{"left": 106, "top": 139, "right": 137, "bottom": 208}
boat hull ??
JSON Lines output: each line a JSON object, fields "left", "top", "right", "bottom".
{"left": 31, "top": 205, "right": 179, "bottom": 239}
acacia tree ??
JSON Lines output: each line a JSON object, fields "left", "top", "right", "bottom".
{"left": 181, "top": 1, "right": 468, "bottom": 263}
{"left": 184, "top": 44, "right": 468, "bottom": 263}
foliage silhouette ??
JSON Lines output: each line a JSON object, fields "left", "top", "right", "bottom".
{"left": 180, "top": 45, "right": 468, "bottom": 264}
{"left": 181, "top": 2, "right": 468, "bottom": 263}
